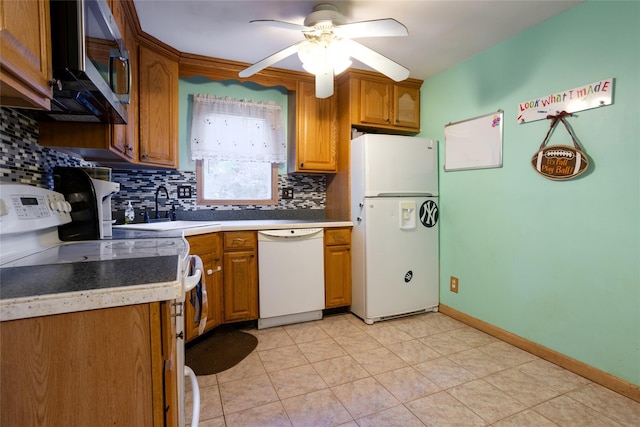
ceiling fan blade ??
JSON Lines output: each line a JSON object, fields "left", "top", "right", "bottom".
{"left": 334, "top": 19, "right": 408, "bottom": 39}
{"left": 238, "top": 41, "right": 305, "bottom": 78}
{"left": 250, "top": 19, "right": 312, "bottom": 32}
{"left": 342, "top": 39, "right": 410, "bottom": 82}
{"left": 315, "top": 70, "right": 334, "bottom": 99}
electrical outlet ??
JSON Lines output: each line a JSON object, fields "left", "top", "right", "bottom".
{"left": 450, "top": 276, "right": 459, "bottom": 293}
{"left": 281, "top": 187, "right": 294, "bottom": 199}
{"left": 177, "top": 186, "right": 192, "bottom": 199}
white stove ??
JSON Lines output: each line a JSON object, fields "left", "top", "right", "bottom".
{"left": 0, "top": 184, "right": 185, "bottom": 267}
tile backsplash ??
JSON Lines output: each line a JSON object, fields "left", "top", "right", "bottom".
{"left": 0, "top": 107, "right": 326, "bottom": 221}
{"left": 0, "top": 108, "right": 93, "bottom": 187}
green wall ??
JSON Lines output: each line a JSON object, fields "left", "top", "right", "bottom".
{"left": 178, "top": 77, "right": 288, "bottom": 171}
{"left": 421, "top": 1, "right": 639, "bottom": 385}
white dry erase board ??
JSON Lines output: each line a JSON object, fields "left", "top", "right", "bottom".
{"left": 444, "top": 110, "right": 503, "bottom": 171}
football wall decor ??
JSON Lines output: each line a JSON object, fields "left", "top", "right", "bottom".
{"left": 531, "top": 111, "right": 589, "bottom": 180}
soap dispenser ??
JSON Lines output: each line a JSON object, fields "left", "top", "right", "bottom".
{"left": 124, "top": 201, "right": 135, "bottom": 224}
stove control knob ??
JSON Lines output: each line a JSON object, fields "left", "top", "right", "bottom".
{"left": 63, "top": 201, "right": 72, "bottom": 212}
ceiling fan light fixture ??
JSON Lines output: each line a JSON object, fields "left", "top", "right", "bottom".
{"left": 328, "top": 38, "right": 351, "bottom": 75}
{"left": 297, "top": 40, "right": 322, "bottom": 74}
{"left": 297, "top": 39, "right": 351, "bottom": 76}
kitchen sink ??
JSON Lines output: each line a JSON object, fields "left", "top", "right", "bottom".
{"left": 113, "top": 220, "right": 220, "bottom": 232}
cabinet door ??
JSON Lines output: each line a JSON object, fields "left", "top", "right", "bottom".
{"left": 111, "top": 0, "right": 137, "bottom": 161}
{"left": 358, "top": 80, "right": 391, "bottom": 126}
{"left": 324, "top": 244, "right": 352, "bottom": 308}
{"left": 223, "top": 250, "right": 258, "bottom": 322}
{"left": 185, "top": 252, "right": 224, "bottom": 341}
{"left": 204, "top": 251, "right": 223, "bottom": 331}
{"left": 156, "top": 301, "right": 178, "bottom": 427}
{"left": 0, "top": 304, "right": 156, "bottom": 426}
{"left": 293, "top": 80, "right": 337, "bottom": 172}
{"left": 0, "top": 0, "right": 52, "bottom": 110}
{"left": 324, "top": 228, "right": 351, "bottom": 308}
{"left": 393, "top": 85, "right": 420, "bottom": 130}
{"left": 138, "top": 45, "right": 178, "bottom": 168}
{"left": 185, "top": 234, "right": 223, "bottom": 341}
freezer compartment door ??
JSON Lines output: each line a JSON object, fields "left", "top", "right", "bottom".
{"left": 359, "top": 197, "right": 439, "bottom": 319}
{"left": 351, "top": 134, "right": 438, "bottom": 197}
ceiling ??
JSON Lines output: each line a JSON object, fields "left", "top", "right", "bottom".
{"left": 132, "top": 0, "right": 583, "bottom": 81}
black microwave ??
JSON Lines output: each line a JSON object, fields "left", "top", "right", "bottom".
{"left": 46, "top": 0, "right": 130, "bottom": 124}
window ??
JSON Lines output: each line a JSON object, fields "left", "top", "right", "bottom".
{"left": 190, "top": 95, "right": 286, "bottom": 205}
{"left": 196, "top": 159, "right": 278, "bottom": 205}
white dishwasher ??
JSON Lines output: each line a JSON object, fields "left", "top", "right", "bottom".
{"left": 257, "top": 228, "right": 325, "bottom": 329}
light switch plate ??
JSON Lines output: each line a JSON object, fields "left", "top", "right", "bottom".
{"left": 177, "top": 186, "right": 192, "bottom": 199}
{"left": 281, "top": 187, "right": 294, "bottom": 199}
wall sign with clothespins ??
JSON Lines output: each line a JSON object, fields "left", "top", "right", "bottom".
{"left": 517, "top": 78, "right": 614, "bottom": 124}
{"left": 531, "top": 111, "right": 589, "bottom": 180}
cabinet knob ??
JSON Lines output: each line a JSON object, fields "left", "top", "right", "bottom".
{"left": 125, "top": 145, "right": 133, "bottom": 152}
{"left": 207, "top": 269, "right": 213, "bottom": 275}
{"left": 299, "top": 163, "right": 304, "bottom": 168}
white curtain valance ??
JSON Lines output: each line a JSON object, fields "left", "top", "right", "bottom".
{"left": 190, "top": 94, "right": 286, "bottom": 163}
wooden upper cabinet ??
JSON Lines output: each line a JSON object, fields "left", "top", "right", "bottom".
{"left": 393, "top": 84, "right": 420, "bottom": 130}
{"left": 359, "top": 80, "right": 391, "bottom": 127}
{"left": 288, "top": 79, "right": 337, "bottom": 173}
{"left": 346, "top": 71, "right": 422, "bottom": 135}
{"left": 0, "top": 0, "right": 53, "bottom": 110}
{"left": 138, "top": 44, "right": 179, "bottom": 168}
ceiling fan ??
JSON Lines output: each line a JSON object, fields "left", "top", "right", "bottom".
{"left": 238, "top": 3, "right": 410, "bottom": 98}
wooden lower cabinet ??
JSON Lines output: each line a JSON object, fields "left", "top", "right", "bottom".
{"left": 0, "top": 302, "right": 176, "bottom": 426}
{"left": 223, "top": 231, "right": 258, "bottom": 322}
{"left": 324, "top": 227, "right": 352, "bottom": 308}
{"left": 185, "top": 233, "right": 223, "bottom": 342}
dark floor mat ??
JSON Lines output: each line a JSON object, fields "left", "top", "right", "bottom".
{"left": 185, "top": 324, "right": 258, "bottom": 376}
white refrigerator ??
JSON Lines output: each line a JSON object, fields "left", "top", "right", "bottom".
{"left": 350, "top": 134, "right": 439, "bottom": 324}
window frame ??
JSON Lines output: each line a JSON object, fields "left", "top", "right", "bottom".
{"left": 196, "top": 160, "right": 279, "bottom": 206}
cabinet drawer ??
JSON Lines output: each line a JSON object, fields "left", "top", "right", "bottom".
{"left": 325, "top": 228, "right": 351, "bottom": 246}
{"left": 223, "top": 231, "right": 256, "bottom": 250}
{"left": 186, "top": 233, "right": 221, "bottom": 255}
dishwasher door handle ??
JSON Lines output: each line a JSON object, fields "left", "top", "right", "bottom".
{"left": 258, "top": 228, "right": 323, "bottom": 240}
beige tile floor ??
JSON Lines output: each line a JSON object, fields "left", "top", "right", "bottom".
{"left": 185, "top": 312, "right": 640, "bottom": 427}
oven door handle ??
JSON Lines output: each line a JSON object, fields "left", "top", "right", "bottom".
{"left": 184, "top": 365, "right": 200, "bottom": 427}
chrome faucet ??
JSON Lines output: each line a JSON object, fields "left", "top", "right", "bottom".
{"left": 154, "top": 185, "right": 169, "bottom": 219}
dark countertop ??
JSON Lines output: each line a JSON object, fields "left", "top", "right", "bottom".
{"left": 0, "top": 253, "right": 183, "bottom": 322}
{"left": 0, "top": 256, "right": 179, "bottom": 300}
